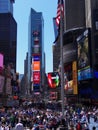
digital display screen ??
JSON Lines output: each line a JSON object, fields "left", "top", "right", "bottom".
{"left": 77, "top": 29, "right": 93, "bottom": 80}
{"left": 47, "top": 72, "right": 60, "bottom": 88}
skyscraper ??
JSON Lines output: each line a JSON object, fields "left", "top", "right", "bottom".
{"left": 0, "top": 0, "right": 17, "bottom": 71}
{"left": 28, "top": 8, "right": 45, "bottom": 94}
{"left": 0, "top": 0, "right": 15, "bottom": 15}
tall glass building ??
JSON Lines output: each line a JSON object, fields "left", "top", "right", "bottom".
{"left": 0, "top": 0, "right": 17, "bottom": 70}
{"left": 0, "top": 0, "right": 15, "bottom": 15}
{"left": 28, "top": 8, "right": 45, "bottom": 94}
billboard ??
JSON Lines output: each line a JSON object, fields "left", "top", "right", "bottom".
{"left": 72, "top": 61, "right": 78, "bottom": 94}
{"left": 64, "top": 63, "right": 73, "bottom": 94}
{"left": 93, "top": 9, "right": 98, "bottom": 64}
{"left": 33, "top": 84, "right": 40, "bottom": 92}
{"left": 33, "top": 55, "right": 40, "bottom": 61}
{"left": 49, "top": 92, "right": 58, "bottom": 100}
{"left": 0, "top": 53, "right": 3, "bottom": 68}
{"left": 47, "top": 72, "right": 60, "bottom": 88}
{"left": 77, "top": 29, "right": 93, "bottom": 80}
{"left": 33, "top": 71, "right": 40, "bottom": 84}
{"left": 33, "top": 61, "right": 40, "bottom": 71}
{"left": 32, "top": 30, "right": 40, "bottom": 37}
{"left": 34, "top": 37, "right": 39, "bottom": 44}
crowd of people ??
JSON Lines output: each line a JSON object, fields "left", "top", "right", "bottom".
{"left": 0, "top": 102, "right": 98, "bottom": 130}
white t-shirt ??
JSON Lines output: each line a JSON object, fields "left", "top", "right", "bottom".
{"left": 14, "top": 123, "right": 24, "bottom": 130}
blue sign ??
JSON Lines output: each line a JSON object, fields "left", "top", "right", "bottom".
{"left": 33, "top": 55, "right": 40, "bottom": 61}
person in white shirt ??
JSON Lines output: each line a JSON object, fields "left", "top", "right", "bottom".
{"left": 14, "top": 122, "right": 24, "bottom": 130}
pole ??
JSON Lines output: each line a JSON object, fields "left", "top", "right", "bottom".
{"left": 60, "top": 0, "right": 64, "bottom": 118}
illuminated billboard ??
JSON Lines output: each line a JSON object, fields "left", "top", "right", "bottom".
{"left": 49, "top": 92, "right": 58, "bottom": 100}
{"left": 47, "top": 72, "right": 60, "bottom": 88}
{"left": 33, "top": 84, "right": 40, "bottom": 92}
{"left": 0, "top": 53, "right": 3, "bottom": 68}
{"left": 32, "top": 30, "right": 40, "bottom": 36}
{"left": 33, "top": 55, "right": 40, "bottom": 61}
{"left": 77, "top": 29, "right": 93, "bottom": 80}
{"left": 33, "top": 61, "right": 40, "bottom": 71}
{"left": 64, "top": 63, "right": 73, "bottom": 94}
{"left": 72, "top": 61, "right": 78, "bottom": 94}
{"left": 34, "top": 37, "right": 39, "bottom": 44}
{"left": 33, "top": 71, "right": 40, "bottom": 84}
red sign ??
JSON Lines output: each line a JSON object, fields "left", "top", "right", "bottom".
{"left": 33, "top": 71, "right": 40, "bottom": 84}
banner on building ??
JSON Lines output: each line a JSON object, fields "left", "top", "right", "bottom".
{"left": 33, "top": 61, "right": 40, "bottom": 71}
{"left": 72, "top": 61, "right": 78, "bottom": 94}
{"left": 33, "top": 71, "right": 40, "bottom": 84}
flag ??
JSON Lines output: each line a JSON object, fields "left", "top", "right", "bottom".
{"left": 53, "top": 17, "right": 60, "bottom": 44}
{"left": 53, "top": 0, "right": 64, "bottom": 44}
{"left": 56, "top": 0, "right": 64, "bottom": 27}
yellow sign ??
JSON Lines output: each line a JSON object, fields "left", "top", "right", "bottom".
{"left": 72, "top": 61, "right": 78, "bottom": 94}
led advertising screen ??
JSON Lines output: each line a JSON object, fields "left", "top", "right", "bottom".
{"left": 33, "top": 55, "right": 40, "bottom": 61}
{"left": 47, "top": 72, "right": 60, "bottom": 88}
{"left": 72, "top": 61, "right": 78, "bottom": 94}
{"left": 33, "top": 71, "right": 40, "bottom": 84}
{"left": 49, "top": 92, "right": 58, "bottom": 100}
{"left": 0, "top": 53, "right": 3, "bottom": 68}
{"left": 33, "top": 84, "right": 40, "bottom": 92}
{"left": 64, "top": 63, "right": 73, "bottom": 94}
{"left": 33, "top": 61, "right": 40, "bottom": 71}
{"left": 77, "top": 29, "right": 93, "bottom": 80}
{"left": 32, "top": 30, "right": 40, "bottom": 37}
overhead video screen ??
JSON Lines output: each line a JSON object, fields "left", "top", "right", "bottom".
{"left": 77, "top": 29, "right": 93, "bottom": 80}
{"left": 47, "top": 72, "right": 60, "bottom": 88}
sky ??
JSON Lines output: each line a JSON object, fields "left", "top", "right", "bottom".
{"left": 13, "top": 0, "right": 57, "bottom": 74}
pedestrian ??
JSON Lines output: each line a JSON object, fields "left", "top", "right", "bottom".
{"left": 92, "top": 126, "right": 96, "bottom": 130}
{"left": 14, "top": 120, "right": 24, "bottom": 130}
{"left": 76, "top": 121, "right": 82, "bottom": 130}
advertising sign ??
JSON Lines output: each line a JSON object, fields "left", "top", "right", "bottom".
{"left": 33, "top": 84, "right": 40, "bottom": 92}
{"left": 0, "top": 53, "right": 3, "bottom": 68}
{"left": 32, "top": 30, "right": 40, "bottom": 36}
{"left": 47, "top": 72, "right": 60, "bottom": 88}
{"left": 49, "top": 92, "right": 58, "bottom": 100}
{"left": 33, "top": 55, "right": 40, "bottom": 61}
{"left": 77, "top": 29, "right": 92, "bottom": 80}
{"left": 33, "top": 61, "right": 40, "bottom": 71}
{"left": 34, "top": 37, "right": 39, "bottom": 44}
{"left": 64, "top": 63, "right": 73, "bottom": 94}
{"left": 93, "top": 9, "right": 98, "bottom": 64}
{"left": 33, "top": 71, "right": 40, "bottom": 84}
{"left": 72, "top": 61, "right": 78, "bottom": 94}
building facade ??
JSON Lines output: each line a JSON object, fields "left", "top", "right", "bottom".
{"left": 0, "top": 13, "right": 17, "bottom": 70}
{"left": 53, "top": 0, "right": 98, "bottom": 104}
{"left": 0, "top": 0, "right": 17, "bottom": 71}
{"left": 0, "top": 0, "right": 17, "bottom": 106}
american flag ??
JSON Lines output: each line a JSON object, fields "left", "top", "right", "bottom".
{"left": 56, "top": 0, "right": 64, "bottom": 27}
